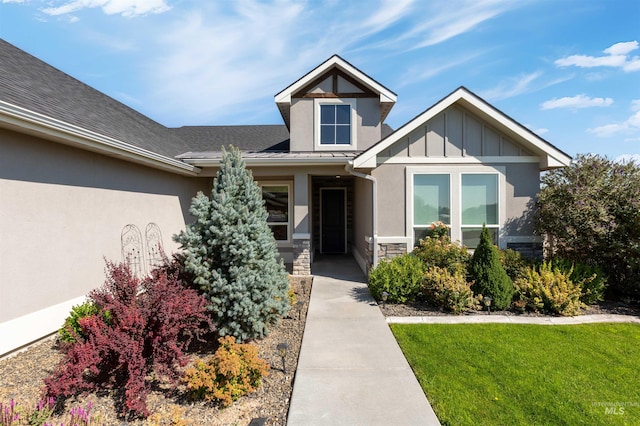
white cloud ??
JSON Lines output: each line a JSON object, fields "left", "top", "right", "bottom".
{"left": 2, "top": 0, "right": 26, "bottom": 3}
{"left": 480, "top": 71, "right": 542, "bottom": 101}
{"left": 555, "top": 41, "right": 640, "bottom": 72}
{"left": 589, "top": 102, "right": 640, "bottom": 138}
{"left": 535, "top": 128, "right": 549, "bottom": 135}
{"left": 540, "top": 94, "right": 613, "bottom": 110}
{"left": 42, "top": 0, "right": 170, "bottom": 18}
{"left": 604, "top": 41, "right": 639, "bottom": 56}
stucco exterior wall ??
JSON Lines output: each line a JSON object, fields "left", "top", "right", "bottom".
{"left": 372, "top": 161, "right": 541, "bottom": 243}
{"left": 372, "top": 164, "right": 406, "bottom": 237}
{"left": 0, "top": 129, "right": 209, "bottom": 354}
{"left": 352, "top": 175, "right": 373, "bottom": 267}
{"left": 289, "top": 97, "right": 381, "bottom": 152}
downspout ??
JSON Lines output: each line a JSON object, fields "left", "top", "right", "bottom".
{"left": 345, "top": 162, "right": 378, "bottom": 269}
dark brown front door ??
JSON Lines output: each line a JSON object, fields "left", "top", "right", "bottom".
{"left": 320, "top": 188, "right": 346, "bottom": 254}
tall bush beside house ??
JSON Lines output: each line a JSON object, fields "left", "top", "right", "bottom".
{"left": 535, "top": 154, "right": 640, "bottom": 297}
{"left": 469, "top": 226, "right": 514, "bottom": 310}
{"left": 368, "top": 254, "right": 425, "bottom": 303}
{"left": 174, "top": 146, "right": 290, "bottom": 342}
{"left": 45, "top": 262, "right": 211, "bottom": 418}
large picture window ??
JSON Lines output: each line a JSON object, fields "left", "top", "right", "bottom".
{"left": 261, "top": 183, "right": 291, "bottom": 243}
{"left": 410, "top": 168, "right": 502, "bottom": 249}
{"left": 461, "top": 174, "right": 498, "bottom": 248}
{"left": 413, "top": 174, "right": 450, "bottom": 241}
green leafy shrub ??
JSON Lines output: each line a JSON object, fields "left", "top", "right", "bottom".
{"left": 468, "top": 226, "right": 514, "bottom": 310}
{"left": 412, "top": 235, "right": 470, "bottom": 274}
{"left": 58, "top": 301, "right": 111, "bottom": 343}
{"left": 423, "top": 266, "right": 477, "bottom": 314}
{"left": 497, "top": 248, "right": 534, "bottom": 283}
{"left": 368, "top": 254, "right": 425, "bottom": 303}
{"left": 553, "top": 258, "right": 607, "bottom": 305}
{"left": 174, "top": 146, "right": 290, "bottom": 342}
{"left": 535, "top": 154, "right": 640, "bottom": 297}
{"left": 514, "top": 261, "right": 584, "bottom": 316}
{"left": 184, "top": 336, "right": 269, "bottom": 407}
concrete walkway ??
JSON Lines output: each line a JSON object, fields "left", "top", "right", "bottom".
{"left": 287, "top": 256, "right": 440, "bottom": 426}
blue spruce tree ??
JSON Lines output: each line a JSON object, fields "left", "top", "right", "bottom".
{"left": 174, "top": 146, "right": 290, "bottom": 341}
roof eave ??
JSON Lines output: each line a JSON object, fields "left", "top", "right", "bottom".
{"left": 354, "top": 87, "right": 572, "bottom": 170}
{"left": 0, "top": 101, "right": 201, "bottom": 177}
{"left": 181, "top": 156, "right": 353, "bottom": 168}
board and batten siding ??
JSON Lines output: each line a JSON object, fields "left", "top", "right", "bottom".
{"left": 379, "top": 106, "right": 535, "bottom": 159}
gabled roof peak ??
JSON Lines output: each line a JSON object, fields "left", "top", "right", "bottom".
{"left": 274, "top": 55, "right": 397, "bottom": 128}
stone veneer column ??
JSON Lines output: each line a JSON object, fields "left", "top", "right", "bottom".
{"left": 292, "top": 172, "right": 311, "bottom": 276}
{"left": 292, "top": 236, "right": 311, "bottom": 275}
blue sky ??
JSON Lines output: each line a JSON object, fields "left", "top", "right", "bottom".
{"left": 1, "top": 0, "right": 639, "bottom": 161}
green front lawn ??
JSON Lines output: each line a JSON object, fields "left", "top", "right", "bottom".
{"left": 391, "top": 323, "right": 640, "bottom": 425}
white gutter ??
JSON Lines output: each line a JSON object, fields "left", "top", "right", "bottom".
{"left": 181, "top": 156, "right": 354, "bottom": 168}
{"left": 345, "top": 162, "right": 378, "bottom": 269}
{"left": 0, "top": 101, "right": 201, "bottom": 176}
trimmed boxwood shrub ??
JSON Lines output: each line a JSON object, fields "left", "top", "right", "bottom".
{"left": 368, "top": 254, "right": 425, "bottom": 303}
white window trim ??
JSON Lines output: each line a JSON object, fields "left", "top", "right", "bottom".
{"left": 260, "top": 181, "right": 293, "bottom": 246}
{"left": 314, "top": 98, "right": 357, "bottom": 151}
{"left": 406, "top": 166, "right": 506, "bottom": 249}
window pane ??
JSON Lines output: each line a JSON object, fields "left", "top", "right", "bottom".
{"left": 335, "top": 104, "right": 351, "bottom": 124}
{"left": 268, "top": 225, "right": 288, "bottom": 241}
{"left": 413, "top": 174, "right": 450, "bottom": 225}
{"left": 335, "top": 125, "right": 351, "bottom": 144}
{"left": 320, "top": 125, "right": 335, "bottom": 144}
{"left": 262, "top": 186, "right": 288, "bottom": 223}
{"left": 462, "top": 227, "right": 498, "bottom": 249}
{"left": 462, "top": 174, "right": 498, "bottom": 225}
{"left": 320, "top": 105, "right": 335, "bottom": 124}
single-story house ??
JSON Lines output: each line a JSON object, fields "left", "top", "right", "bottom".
{"left": 0, "top": 39, "right": 571, "bottom": 356}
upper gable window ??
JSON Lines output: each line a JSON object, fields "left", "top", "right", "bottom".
{"left": 320, "top": 104, "right": 351, "bottom": 144}
{"left": 315, "top": 98, "right": 356, "bottom": 150}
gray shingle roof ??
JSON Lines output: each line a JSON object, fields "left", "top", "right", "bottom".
{"left": 0, "top": 39, "right": 392, "bottom": 163}
{"left": 0, "top": 39, "right": 293, "bottom": 157}
{"left": 0, "top": 38, "right": 194, "bottom": 157}
{"left": 170, "top": 125, "right": 290, "bottom": 153}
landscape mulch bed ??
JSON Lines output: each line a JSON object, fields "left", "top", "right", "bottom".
{"left": 379, "top": 299, "right": 640, "bottom": 318}
{"left": 0, "top": 278, "right": 312, "bottom": 426}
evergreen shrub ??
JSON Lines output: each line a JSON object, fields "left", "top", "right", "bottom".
{"left": 423, "top": 266, "right": 477, "bottom": 314}
{"left": 183, "top": 336, "right": 269, "bottom": 407}
{"left": 514, "top": 261, "right": 584, "bottom": 316}
{"left": 368, "top": 254, "right": 425, "bottom": 303}
{"left": 468, "top": 226, "right": 514, "bottom": 310}
{"left": 175, "top": 146, "right": 290, "bottom": 341}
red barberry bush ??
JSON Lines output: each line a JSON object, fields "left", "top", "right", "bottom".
{"left": 44, "top": 261, "right": 212, "bottom": 419}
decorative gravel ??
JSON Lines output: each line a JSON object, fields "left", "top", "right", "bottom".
{"left": 0, "top": 278, "right": 312, "bottom": 426}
